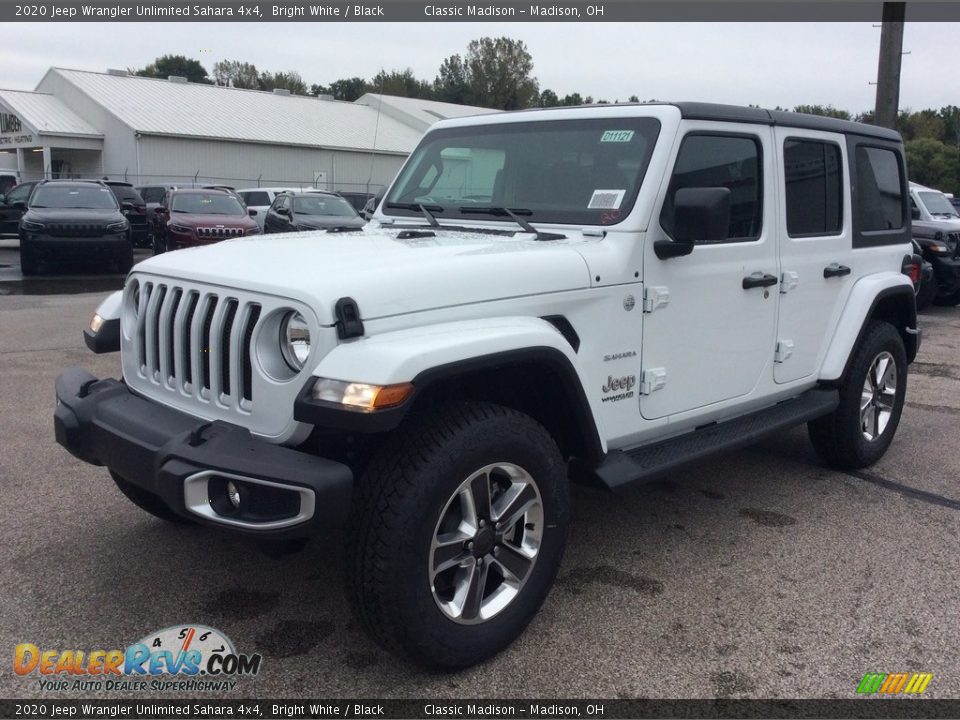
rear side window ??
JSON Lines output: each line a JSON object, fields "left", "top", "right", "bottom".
{"left": 784, "top": 139, "right": 843, "bottom": 237}
{"left": 109, "top": 185, "right": 144, "bottom": 204}
{"left": 855, "top": 146, "right": 903, "bottom": 231}
{"left": 660, "top": 133, "right": 763, "bottom": 243}
{"left": 241, "top": 191, "right": 271, "bottom": 206}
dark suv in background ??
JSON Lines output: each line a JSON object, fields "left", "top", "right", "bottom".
{"left": 263, "top": 190, "right": 365, "bottom": 233}
{"left": 19, "top": 179, "right": 133, "bottom": 275}
{"left": 105, "top": 181, "right": 149, "bottom": 248}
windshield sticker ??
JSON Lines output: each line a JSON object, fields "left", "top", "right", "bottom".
{"left": 601, "top": 130, "right": 634, "bottom": 143}
{"left": 588, "top": 189, "right": 626, "bottom": 210}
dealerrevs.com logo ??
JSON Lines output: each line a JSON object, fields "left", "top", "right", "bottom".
{"left": 14, "top": 625, "right": 261, "bottom": 692}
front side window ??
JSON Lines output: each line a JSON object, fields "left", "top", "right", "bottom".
{"left": 30, "top": 185, "right": 118, "bottom": 210}
{"left": 855, "top": 146, "right": 903, "bottom": 231}
{"left": 171, "top": 193, "right": 245, "bottom": 216}
{"left": 660, "top": 134, "right": 763, "bottom": 243}
{"left": 385, "top": 118, "right": 661, "bottom": 226}
{"left": 784, "top": 139, "right": 843, "bottom": 236}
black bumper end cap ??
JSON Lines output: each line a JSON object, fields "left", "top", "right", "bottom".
{"left": 83, "top": 318, "right": 120, "bottom": 354}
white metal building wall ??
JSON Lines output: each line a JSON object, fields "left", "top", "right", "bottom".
{"left": 138, "top": 135, "right": 406, "bottom": 192}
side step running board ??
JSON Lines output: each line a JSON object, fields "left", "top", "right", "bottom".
{"left": 593, "top": 388, "right": 839, "bottom": 491}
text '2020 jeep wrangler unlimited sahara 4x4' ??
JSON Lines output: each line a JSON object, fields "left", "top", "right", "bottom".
{"left": 55, "top": 103, "right": 919, "bottom": 670}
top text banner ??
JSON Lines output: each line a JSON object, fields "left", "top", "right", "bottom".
{"left": 4, "top": 1, "right": 960, "bottom": 22}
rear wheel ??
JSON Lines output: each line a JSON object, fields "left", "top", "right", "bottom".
{"left": 19, "top": 245, "right": 39, "bottom": 276}
{"left": 933, "top": 288, "right": 960, "bottom": 307}
{"left": 110, "top": 471, "right": 189, "bottom": 524}
{"left": 808, "top": 320, "right": 907, "bottom": 469}
{"left": 349, "top": 402, "right": 569, "bottom": 670}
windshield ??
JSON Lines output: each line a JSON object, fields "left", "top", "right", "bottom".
{"left": 294, "top": 195, "right": 358, "bottom": 217}
{"left": 385, "top": 117, "right": 661, "bottom": 226}
{"left": 171, "top": 193, "right": 245, "bottom": 215}
{"left": 919, "top": 191, "right": 959, "bottom": 218}
{"left": 30, "top": 185, "right": 119, "bottom": 210}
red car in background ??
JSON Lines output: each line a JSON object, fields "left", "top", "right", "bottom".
{"left": 152, "top": 188, "right": 259, "bottom": 254}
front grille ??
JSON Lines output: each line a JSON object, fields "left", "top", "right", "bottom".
{"left": 133, "top": 281, "right": 261, "bottom": 407}
{"left": 46, "top": 223, "right": 108, "bottom": 237}
{"left": 196, "top": 226, "right": 245, "bottom": 238}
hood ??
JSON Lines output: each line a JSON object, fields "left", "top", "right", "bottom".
{"left": 913, "top": 217, "right": 960, "bottom": 237}
{"left": 134, "top": 225, "right": 593, "bottom": 325}
{"left": 25, "top": 208, "right": 123, "bottom": 224}
{"left": 171, "top": 212, "right": 256, "bottom": 228}
{"left": 292, "top": 214, "right": 366, "bottom": 230}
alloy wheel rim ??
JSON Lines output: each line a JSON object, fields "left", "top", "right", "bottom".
{"left": 861, "top": 351, "right": 897, "bottom": 441}
{"left": 429, "top": 462, "right": 543, "bottom": 625}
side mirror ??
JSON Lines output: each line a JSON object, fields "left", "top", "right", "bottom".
{"left": 12, "top": 200, "right": 26, "bottom": 210}
{"left": 911, "top": 207, "right": 921, "bottom": 220}
{"left": 121, "top": 201, "right": 134, "bottom": 211}
{"left": 248, "top": 208, "right": 258, "bottom": 217}
{"left": 655, "top": 187, "right": 731, "bottom": 259}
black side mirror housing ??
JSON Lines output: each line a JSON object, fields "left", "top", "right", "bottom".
{"left": 12, "top": 200, "right": 26, "bottom": 210}
{"left": 911, "top": 207, "right": 921, "bottom": 220}
{"left": 248, "top": 208, "right": 258, "bottom": 217}
{"left": 655, "top": 187, "right": 731, "bottom": 259}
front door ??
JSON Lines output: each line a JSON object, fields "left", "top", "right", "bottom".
{"left": 640, "top": 125, "right": 778, "bottom": 420}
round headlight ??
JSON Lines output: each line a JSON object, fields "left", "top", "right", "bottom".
{"left": 280, "top": 311, "right": 311, "bottom": 371}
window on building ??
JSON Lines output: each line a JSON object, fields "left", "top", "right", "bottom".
{"left": 660, "top": 134, "right": 763, "bottom": 243}
{"left": 784, "top": 139, "right": 843, "bottom": 236}
{"left": 855, "top": 146, "right": 903, "bottom": 231}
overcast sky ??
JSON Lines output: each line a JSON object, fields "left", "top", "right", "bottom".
{"left": 2, "top": 22, "right": 958, "bottom": 112}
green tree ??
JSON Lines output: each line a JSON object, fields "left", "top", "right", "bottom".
{"left": 906, "top": 137, "right": 960, "bottom": 195}
{"left": 259, "top": 70, "right": 308, "bottom": 95}
{"left": 899, "top": 109, "right": 946, "bottom": 143}
{"left": 560, "top": 93, "right": 583, "bottom": 106}
{"left": 435, "top": 37, "right": 540, "bottom": 110}
{"left": 628, "top": 95, "right": 640, "bottom": 103}
{"left": 433, "top": 54, "right": 471, "bottom": 104}
{"left": 792, "top": 104, "right": 851, "bottom": 120}
{"left": 212, "top": 60, "right": 260, "bottom": 89}
{"left": 538, "top": 89, "right": 560, "bottom": 107}
{"left": 370, "top": 68, "right": 433, "bottom": 100}
{"left": 313, "top": 77, "right": 369, "bottom": 101}
{"left": 136, "top": 55, "right": 211, "bottom": 84}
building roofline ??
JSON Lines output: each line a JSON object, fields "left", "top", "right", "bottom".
{"left": 135, "top": 130, "right": 409, "bottom": 155}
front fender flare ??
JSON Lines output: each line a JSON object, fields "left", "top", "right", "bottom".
{"left": 294, "top": 316, "right": 605, "bottom": 457}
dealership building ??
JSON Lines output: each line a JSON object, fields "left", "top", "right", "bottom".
{"left": 0, "top": 67, "right": 495, "bottom": 193}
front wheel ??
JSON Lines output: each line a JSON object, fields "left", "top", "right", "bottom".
{"left": 349, "top": 402, "right": 569, "bottom": 670}
{"left": 808, "top": 320, "right": 907, "bottom": 469}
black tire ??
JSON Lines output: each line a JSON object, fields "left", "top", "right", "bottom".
{"left": 915, "top": 275, "right": 935, "bottom": 311}
{"left": 20, "top": 244, "right": 39, "bottom": 276}
{"left": 117, "top": 248, "right": 134, "bottom": 274}
{"left": 808, "top": 320, "right": 907, "bottom": 470}
{"left": 933, "top": 288, "right": 960, "bottom": 307}
{"left": 349, "top": 401, "right": 569, "bottom": 670}
{"left": 110, "top": 471, "right": 189, "bottom": 524}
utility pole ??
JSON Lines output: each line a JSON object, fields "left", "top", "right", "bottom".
{"left": 874, "top": 2, "right": 906, "bottom": 130}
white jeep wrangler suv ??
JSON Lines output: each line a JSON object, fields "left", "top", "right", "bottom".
{"left": 55, "top": 103, "right": 920, "bottom": 669}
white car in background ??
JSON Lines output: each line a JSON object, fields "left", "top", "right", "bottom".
{"left": 236, "top": 187, "right": 316, "bottom": 229}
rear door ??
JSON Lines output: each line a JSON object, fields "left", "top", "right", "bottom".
{"left": 640, "top": 124, "right": 778, "bottom": 420}
{"left": 773, "top": 128, "right": 852, "bottom": 383}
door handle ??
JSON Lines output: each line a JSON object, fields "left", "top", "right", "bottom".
{"left": 823, "top": 264, "right": 851, "bottom": 278}
{"left": 742, "top": 273, "right": 779, "bottom": 289}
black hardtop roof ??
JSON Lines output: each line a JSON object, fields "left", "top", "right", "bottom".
{"left": 670, "top": 102, "right": 902, "bottom": 142}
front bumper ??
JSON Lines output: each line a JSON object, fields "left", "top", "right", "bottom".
{"left": 54, "top": 367, "right": 353, "bottom": 538}
{"left": 24, "top": 234, "right": 130, "bottom": 260}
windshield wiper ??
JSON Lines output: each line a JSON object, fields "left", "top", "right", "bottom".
{"left": 459, "top": 206, "right": 566, "bottom": 241}
{"left": 385, "top": 202, "right": 442, "bottom": 227}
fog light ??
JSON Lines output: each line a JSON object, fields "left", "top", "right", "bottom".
{"left": 227, "top": 481, "right": 241, "bottom": 509}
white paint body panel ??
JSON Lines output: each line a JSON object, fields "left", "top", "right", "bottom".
{"left": 109, "top": 104, "right": 913, "bottom": 456}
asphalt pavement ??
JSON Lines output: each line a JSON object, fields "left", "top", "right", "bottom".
{"left": 1, "top": 243, "right": 958, "bottom": 700}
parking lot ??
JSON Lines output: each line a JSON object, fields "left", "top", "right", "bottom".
{"left": 1, "top": 241, "right": 958, "bottom": 700}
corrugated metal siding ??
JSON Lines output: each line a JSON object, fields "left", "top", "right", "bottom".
{"left": 0, "top": 89, "right": 102, "bottom": 137}
{"left": 139, "top": 135, "right": 404, "bottom": 192}
{"left": 51, "top": 68, "right": 423, "bottom": 154}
